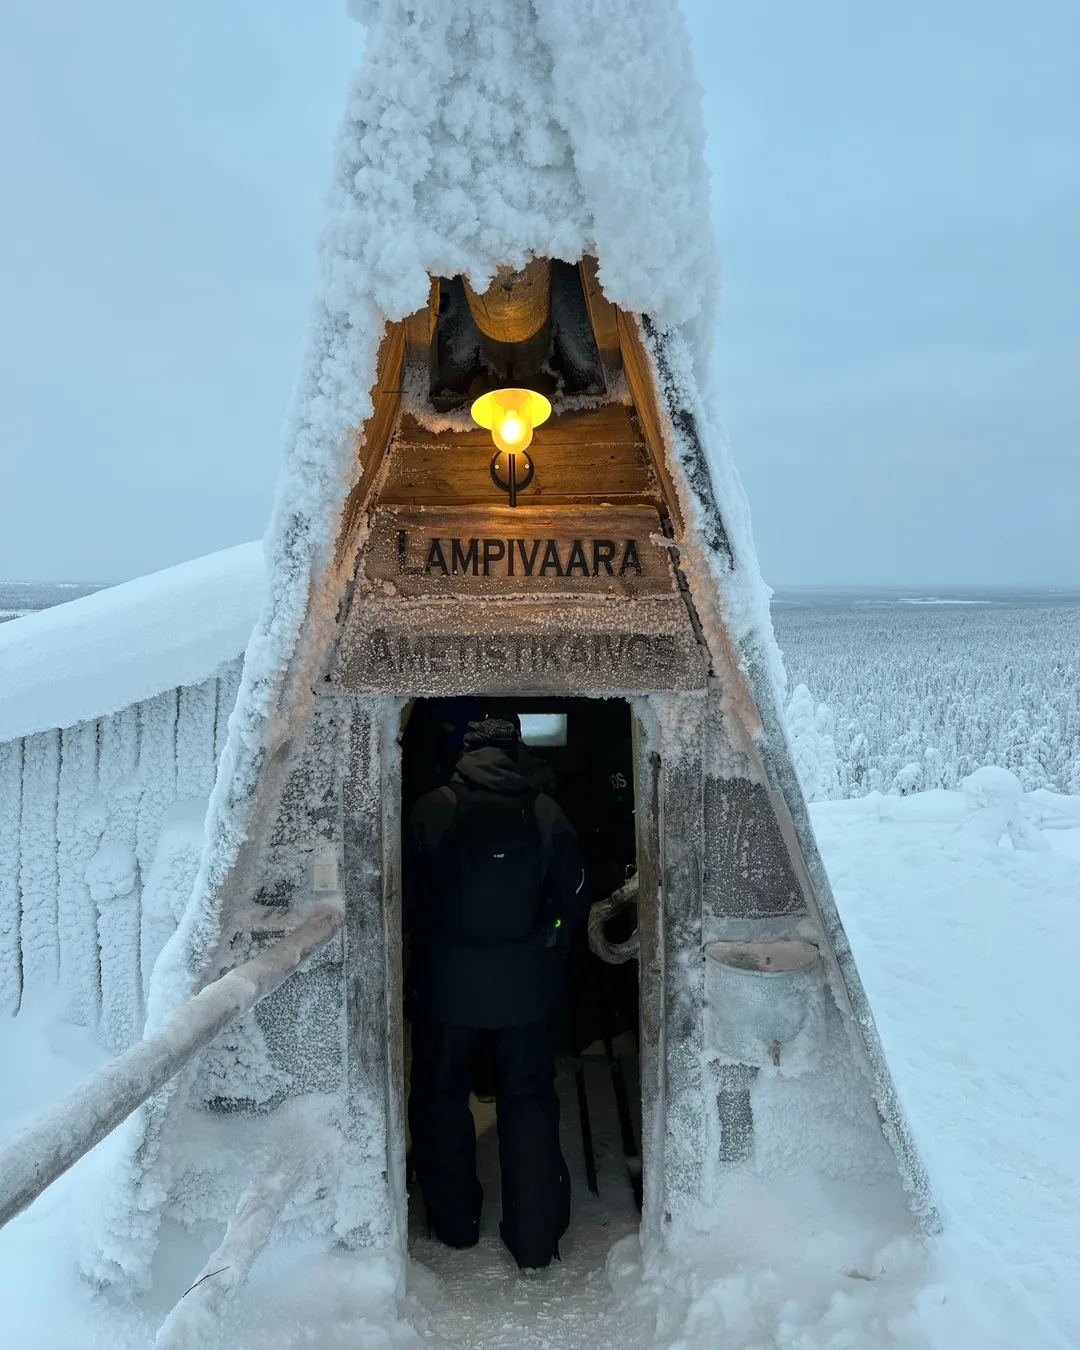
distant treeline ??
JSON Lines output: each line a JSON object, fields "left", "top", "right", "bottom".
{"left": 774, "top": 599, "right": 1080, "bottom": 799}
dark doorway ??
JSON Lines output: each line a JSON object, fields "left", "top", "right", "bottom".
{"left": 399, "top": 696, "right": 643, "bottom": 1258}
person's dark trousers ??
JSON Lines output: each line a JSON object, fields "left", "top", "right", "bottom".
{"left": 409, "top": 1016, "right": 570, "bottom": 1268}
{"left": 495, "top": 1019, "right": 570, "bottom": 1269}
{"left": 409, "top": 1016, "right": 484, "bottom": 1249}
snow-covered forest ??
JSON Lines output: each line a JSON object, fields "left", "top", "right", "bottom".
{"left": 775, "top": 595, "right": 1080, "bottom": 801}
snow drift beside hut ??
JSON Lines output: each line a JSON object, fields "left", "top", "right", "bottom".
{"left": 0, "top": 543, "right": 263, "bottom": 744}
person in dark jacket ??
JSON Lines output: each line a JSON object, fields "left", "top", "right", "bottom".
{"left": 406, "top": 718, "right": 588, "bottom": 1270}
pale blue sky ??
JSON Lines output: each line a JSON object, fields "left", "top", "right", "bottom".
{"left": 1, "top": 1, "right": 1076, "bottom": 585}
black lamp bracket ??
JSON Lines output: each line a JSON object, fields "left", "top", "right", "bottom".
{"left": 489, "top": 449, "right": 535, "bottom": 508}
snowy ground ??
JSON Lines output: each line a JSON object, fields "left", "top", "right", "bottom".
{"left": 0, "top": 786, "right": 1076, "bottom": 1349}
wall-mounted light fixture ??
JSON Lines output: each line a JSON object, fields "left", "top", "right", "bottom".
{"left": 470, "top": 387, "right": 551, "bottom": 507}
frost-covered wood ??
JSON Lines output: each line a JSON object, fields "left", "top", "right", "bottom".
{"left": 340, "top": 700, "right": 401, "bottom": 1247}
{"left": 631, "top": 710, "right": 664, "bottom": 1248}
{"left": 656, "top": 700, "right": 708, "bottom": 1233}
{"left": 0, "top": 902, "right": 342, "bottom": 1232}
{"left": 0, "top": 740, "right": 22, "bottom": 1012}
{"left": 152, "top": 1144, "right": 309, "bottom": 1349}
{"left": 638, "top": 319, "right": 941, "bottom": 1230}
{"left": 0, "top": 662, "right": 243, "bottom": 1031}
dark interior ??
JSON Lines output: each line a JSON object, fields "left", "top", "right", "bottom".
{"left": 400, "top": 695, "right": 643, "bottom": 1219}
{"left": 430, "top": 262, "right": 607, "bottom": 410}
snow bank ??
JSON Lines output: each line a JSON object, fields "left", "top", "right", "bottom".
{"left": 810, "top": 791, "right": 1080, "bottom": 1348}
{"left": 0, "top": 544, "right": 263, "bottom": 744}
{"left": 1, "top": 788, "right": 1076, "bottom": 1346}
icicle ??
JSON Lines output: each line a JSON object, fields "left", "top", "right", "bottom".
{"left": 176, "top": 679, "right": 218, "bottom": 804}
{"left": 93, "top": 708, "right": 143, "bottom": 1052}
{"left": 0, "top": 738, "right": 23, "bottom": 1013}
{"left": 57, "top": 720, "right": 103, "bottom": 1026}
{"left": 18, "top": 729, "right": 60, "bottom": 991}
{"left": 213, "top": 660, "right": 243, "bottom": 765}
{"left": 137, "top": 691, "right": 180, "bottom": 992}
{"left": 136, "top": 691, "right": 180, "bottom": 877}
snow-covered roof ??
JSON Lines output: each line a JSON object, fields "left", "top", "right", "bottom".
{"left": 157, "top": 0, "right": 774, "bottom": 1013}
{"left": 340, "top": 0, "right": 717, "bottom": 349}
{"left": 0, "top": 543, "right": 264, "bottom": 743}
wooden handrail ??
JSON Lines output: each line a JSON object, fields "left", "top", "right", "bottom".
{"left": 588, "top": 873, "right": 640, "bottom": 965}
{"left": 0, "top": 902, "right": 344, "bottom": 1231}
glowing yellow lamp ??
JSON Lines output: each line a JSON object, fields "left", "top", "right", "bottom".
{"left": 470, "top": 388, "right": 552, "bottom": 454}
{"left": 470, "top": 388, "right": 552, "bottom": 506}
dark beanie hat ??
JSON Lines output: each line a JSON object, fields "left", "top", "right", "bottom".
{"left": 463, "top": 718, "right": 519, "bottom": 753}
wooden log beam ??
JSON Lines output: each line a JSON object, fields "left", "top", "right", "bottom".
{"left": 152, "top": 1143, "right": 310, "bottom": 1349}
{"left": 462, "top": 259, "right": 551, "bottom": 344}
{"left": 578, "top": 255, "right": 622, "bottom": 383}
{"left": 336, "top": 321, "right": 407, "bottom": 565}
{"left": 403, "top": 277, "right": 439, "bottom": 370}
{"left": 616, "top": 311, "right": 686, "bottom": 533}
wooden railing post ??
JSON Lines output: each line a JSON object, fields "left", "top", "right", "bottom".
{"left": 0, "top": 902, "right": 343, "bottom": 1231}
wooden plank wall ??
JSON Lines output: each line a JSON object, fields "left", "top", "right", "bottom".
{"left": 379, "top": 405, "right": 661, "bottom": 509}
{"left": 340, "top": 699, "right": 397, "bottom": 1248}
{"left": 336, "top": 321, "right": 408, "bottom": 563}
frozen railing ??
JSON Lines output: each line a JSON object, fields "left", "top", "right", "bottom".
{"left": 0, "top": 900, "right": 343, "bottom": 1231}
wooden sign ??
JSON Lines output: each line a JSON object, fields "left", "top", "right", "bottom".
{"left": 362, "top": 506, "right": 676, "bottom": 598}
{"left": 332, "top": 599, "right": 708, "bottom": 695}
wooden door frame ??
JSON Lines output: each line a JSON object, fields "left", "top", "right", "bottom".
{"left": 344, "top": 690, "right": 694, "bottom": 1261}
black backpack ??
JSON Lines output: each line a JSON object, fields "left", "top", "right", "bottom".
{"left": 435, "top": 782, "right": 548, "bottom": 945}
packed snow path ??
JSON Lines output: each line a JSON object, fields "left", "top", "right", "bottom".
{"left": 405, "top": 1059, "right": 646, "bottom": 1350}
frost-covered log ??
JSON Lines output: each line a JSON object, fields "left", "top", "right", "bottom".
{"left": 152, "top": 1143, "right": 310, "bottom": 1349}
{"left": 0, "top": 901, "right": 341, "bottom": 1232}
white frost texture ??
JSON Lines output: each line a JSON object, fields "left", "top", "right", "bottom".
{"left": 0, "top": 543, "right": 262, "bottom": 743}
{"left": 0, "top": 549, "right": 257, "bottom": 1040}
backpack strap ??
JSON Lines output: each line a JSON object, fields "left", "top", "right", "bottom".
{"left": 533, "top": 794, "right": 554, "bottom": 872}
{"left": 424, "top": 782, "right": 466, "bottom": 856}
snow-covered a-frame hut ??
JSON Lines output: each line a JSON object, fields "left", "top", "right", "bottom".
{"left": 0, "top": 0, "right": 936, "bottom": 1314}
